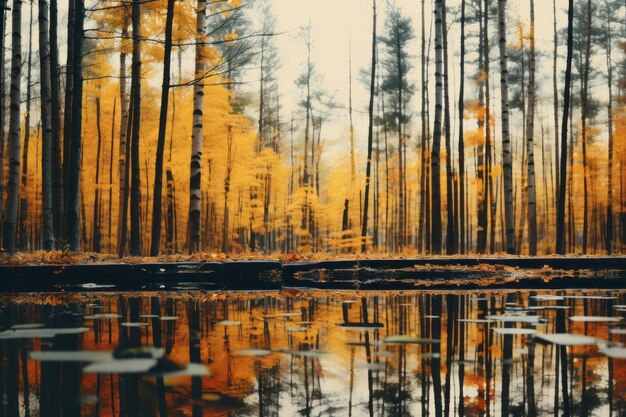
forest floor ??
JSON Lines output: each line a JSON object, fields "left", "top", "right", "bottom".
{"left": 0, "top": 249, "right": 624, "bottom": 265}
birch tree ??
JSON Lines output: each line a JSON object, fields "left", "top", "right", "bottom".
{"left": 497, "top": 0, "right": 515, "bottom": 254}
{"left": 187, "top": 0, "right": 207, "bottom": 253}
{"left": 526, "top": 0, "right": 537, "bottom": 255}
{"left": 431, "top": 0, "right": 444, "bottom": 254}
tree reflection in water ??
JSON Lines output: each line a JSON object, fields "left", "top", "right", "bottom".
{"left": 0, "top": 289, "right": 624, "bottom": 416}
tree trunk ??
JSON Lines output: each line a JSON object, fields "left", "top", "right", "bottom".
{"left": 0, "top": 0, "right": 8, "bottom": 239}
{"left": 19, "top": 2, "right": 33, "bottom": 250}
{"left": 431, "top": 0, "right": 444, "bottom": 254}
{"left": 92, "top": 96, "right": 103, "bottom": 252}
{"left": 417, "top": 0, "right": 427, "bottom": 253}
{"left": 498, "top": 0, "right": 515, "bottom": 254}
{"left": 128, "top": 0, "right": 142, "bottom": 256}
{"left": 360, "top": 0, "right": 376, "bottom": 253}
{"left": 580, "top": 0, "right": 592, "bottom": 254}
{"left": 476, "top": 0, "right": 487, "bottom": 253}
{"left": 117, "top": 16, "right": 129, "bottom": 256}
{"left": 605, "top": 12, "right": 614, "bottom": 254}
{"left": 49, "top": 0, "right": 62, "bottom": 243}
{"left": 188, "top": 0, "right": 207, "bottom": 253}
{"left": 2, "top": 0, "right": 23, "bottom": 252}
{"left": 458, "top": 0, "right": 466, "bottom": 254}
{"left": 108, "top": 98, "right": 116, "bottom": 252}
{"left": 552, "top": 0, "right": 559, "bottom": 200}
{"left": 39, "top": 0, "right": 55, "bottom": 250}
{"left": 63, "top": 0, "right": 84, "bottom": 252}
{"left": 442, "top": 0, "right": 456, "bottom": 254}
{"left": 526, "top": 0, "right": 537, "bottom": 255}
{"left": 556, "top": 0, "right": 574, "bottom": 254}
{"left": 149, "top": 0, "right": 175, "bottom": 256}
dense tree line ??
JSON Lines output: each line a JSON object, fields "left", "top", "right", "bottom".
{"left": 0, "top": 0, "right": 625, "bottom": 257}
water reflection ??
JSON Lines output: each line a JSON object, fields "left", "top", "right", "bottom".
{"left": 0, "top": 290, "right": 625, "bottom": 416}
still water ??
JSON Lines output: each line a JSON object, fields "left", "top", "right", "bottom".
{"left": 0, "top": 289, "right": 625, "bottom": 417}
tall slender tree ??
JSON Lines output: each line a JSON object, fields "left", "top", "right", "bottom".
{"left": 442, "top": 0, "right": 456, "bottom": 254}
{"left": 431, "top": 0, "right": 444, "bottom": 254}
{"left": 497, "top": 0, "right": 515, "bottom": 254}
{"left": 150, "top": 0, "right": 176, "bottom": 256}
{"left": 129, "top": 0, "right": 142, "bottom": 256}
{"left": 526, "top": 0, "right": 537, "bottom": 255}
{"left": 18, "top": 2, "right": 33, "bottom": 250}
{"left": 117, "top": 14, "right": 130, "bottom": 256}
{"left": 50, "top": 0, "right": 62, "bottom": 242}
{"left": 556, "top": 0, "right": 575, "bottom": 254}
{"left": 66, "top": 0, "right": 85, "bottom": 252}
{"left": 458, "top": 0, "right": 466, "bottom": 254}
{"left": 39, "top": 0, "right": 55, "bottom": 250}
{"left": 2, "top": 0, "right": 23, "bottom": 252}
{"left": 0, "top": 0, "right": 7, "bottom": 238}
{"left": 188, "top": 0, "right": 207, "bottom": 253}
{"left": 361, "top": 0, "right": 377, "bottom": 253}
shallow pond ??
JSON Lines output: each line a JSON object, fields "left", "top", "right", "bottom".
{"left": 0, "top": 289, "right": 625, "bottom": 416}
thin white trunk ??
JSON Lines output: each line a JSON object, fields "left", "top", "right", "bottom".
{"left": 498, "top": 0, "right": 515, "bottom": 254}
{"left": 188, "top": 0, "right": 207, "bottom": 253}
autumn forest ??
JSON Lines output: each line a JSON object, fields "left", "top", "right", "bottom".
{"left": 0, "top": 0, "right": 625, "bottom": 257}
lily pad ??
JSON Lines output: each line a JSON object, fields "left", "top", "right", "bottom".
{"left": 232, "top": 349, "right": 272, "bottom": 357}
{"left": 531, "top": 295, "right": 564, "bottom": 301}
{"left": 121, "top": 322, "right": 149, "bottom": 328}
{"left": 568, "top": 316, "right": 622, "bottom": 323}
{"left": 535, "top": 333, "right": 601, "bottom": 346}
{"left": 599, "top": 346, "right": 626, "bottom": 359}
{"left": 29, "top": 350, "right": 113, "bottom": 362}
{"left": 85, "top": 313, "right": 122, "bottom": 320}
{"left": 0, "top": 327, "right": 90, "bottom": 340}
{"left": 492, "top": 328, "right": 537, "bottom": 335}
{"left": 486, "top": 315, "right": 543, "bottom": 324}
{"left": 383, "top": 335, "right": 440, "bottom": 345}
{"left": 159, "top": 316, "right": 179, "bottom": 321}
{"left": 12, "top": 323, "right": 45, "bottom": 330}
{"left": 458, "top": 318, "right": 492, "bottom": 323}
{"left": 217, "top": 320, "right": 240, "bottom": 326}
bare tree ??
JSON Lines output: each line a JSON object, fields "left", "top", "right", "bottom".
{"left": 556, "top": 0, "right": 574, "bottom": 255}
{"left": 2, "top": 0, "right": 23, "bottom": 252}
{"left": 361, "top": 0, "right": 376, "bottom": 253}
{"left": 150, "top": 0, "right": 176, "bottom": 256}
{"left": 39, "top": 0, "right": 55, "bottom": 250}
